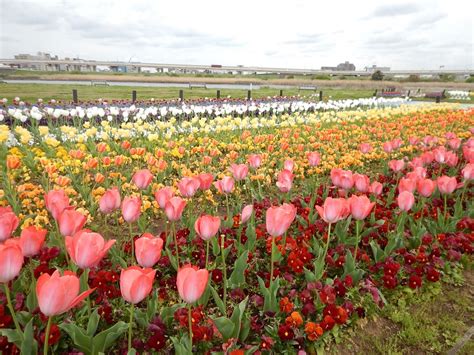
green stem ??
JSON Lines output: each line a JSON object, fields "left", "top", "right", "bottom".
{"left": 221, "top": 235, "right": 227, "bottom": 307}
{"left": 443, "top": 194, "right": 448, "bottom": 220}
{"left": 322, "top": 223, "right": 332, "bottom": 272}
{"left": 43, "top": 316, "right": 53, "bottom": 355}
{"left": 129, "top": 223, "right": 135, "bottom": 264}
{"left": 128, "top": 303, "right": 134, "bottom": 351}
{"left": 354, "top": 220, "right": 361, "bottom": 262}
{"left": 173, "top": 222, "right": 180, "bottom": 269}
{"left": 85, "top": 268, "right": 91, "bottom": 317}
{"left": 188, "top": 304, "right": 193, "bottom": 349}
{"left": 205, "top": 240, "right": 210, "bottom": 269}
{"left": 225, "top": 194, "right": 230, "bottom": 227}
{"left": 270, "top": 236, "right": 275, "bottom": 283}
{"left": 3, "top": 283, "right": 22, "bottom": 334}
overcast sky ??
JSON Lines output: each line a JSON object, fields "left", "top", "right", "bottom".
{"left": 0, "top": 0, "right": 472, "bottom": 70}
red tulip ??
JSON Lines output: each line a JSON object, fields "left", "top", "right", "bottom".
{"left": 178, "top": 177, "right": 201, "bottom": 197}
{"left": 416, "top": 178, "right": 436, "bottom": 197}
{"left": 213, "top": 176, "right": 234, "bottom": 194}
{"left": 176, "top": 265, "right": 209, "bottom": 303}
{"left": 369, "top": 182, "right": 383, "bottom": 196}
{"left": 389, "top": 160, "right": 405, "bottom": 173}
{"left": 0, "top": 240, "right": 24, "bottom": 283}
{"left": 122, "top": 196, "right": 142, "bottom": 223}
{"left": 307, "top": 152, "right": 321, "bottom": 166}
{"left": 353, "top": 174, "right": 370, "bottom": 193}
{"left": 241, "top": 204, "right": 253, "bottom": 223}
{"left": 284, "top": 159, "right": 295, "bottom": 172}
{"left": 359, "top": 143, "right": 372, "bottom": 154}
{"left": 164, "top": 197, "right": 186, "bottom": 221}
{"left": 120, "top": 266, "right": 156, "bottom": 304}
{"left": 65, "top": 230, "right": 115, "bottom": 269}
{"left": 0, "top": 207, "right": 19, "bottom": 242}
{"left": 266, "top": 203, "right": 297, "bottom": 237}
{"left": 276, "top": 169, "right": 294, "bottom": 193}
{"left": 349, "top": 195, "right": 375, "bottom": 220}
{"left": 36, "top": 270, "right": 95, "bottom": 316}
{"left": 44, "top": 189, "right": 70, "bottom": 220}
{"left": 437, "top": 176, "right": 457, "bottom": 195}
{"left": 316, "top": 197, "right": 349, "bottom": 224}
{"left": 135, "top": 233, "right": 164, "bottom": 268}
{"left": 154, "top": 187, "right": 174, "bottom": 209}
{"left": 229, "top": 164, "right": 249, "bottom": 181}
{"left": 132, "top": 169, "right": 154, "bottom": 189}
{"left": 248, "top": 154, "right": 262, "bottom": 169}
{"left": 398, "top": 178, "right": 417, "bottom": 193}
{"left": 19, "top": 226, "right": 47, "bottom": 257}
{"left": 397, "top": 191, "right": 415, "bottom": 211}
{"left": 462, "top": 163, "right": 474, "bottom": 180}
{"left": 197, "top": 173, "right": 214, "bottom": 190}
{"left": 99, "top": 187, "right": 121, "bottom": 214}
{"left": 58, "top": 208, "right": 87, "bottom": 237}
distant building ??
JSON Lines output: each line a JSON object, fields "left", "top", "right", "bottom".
{"left": 364, "top": 65, "right": 390, "bottom": 73}
{"left": 321, "top": 61, "right": 356, "bottom": 71}
{"left": 12, "top": 52, "right": 96, "bottom": 72}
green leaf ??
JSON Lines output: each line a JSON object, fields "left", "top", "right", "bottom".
{"left": 230, "top": 297, "right": 248, "bottom": 339}
{"left": 87, "top": 309, "right": 100, "bottom": 337}
{"left": 228, "top": 250, "right": 249, "bottom": 288}
{"left": 240, "top": 314, "right": 251, "bottom": 342}
{"left": 209, "top": 285, "right": 226, "bottom": 315}
{"left": 171, "top": 334, "right": 192, "bottom": 355}
{"left": 343, "top": 250, "right": 355, "bottom": 275}
{"left": 59, "top": 323, "right": 92, "bottom": 354}
{"left": 0, "top": 329, "right": 23, "bottom": 347}
{"left": 26, "top": 278, "right": 38, "bottom": 312}
{"left": 92, "top": 321, "right": 128, "bottom": 353}
{"left": 212, "top": 317, "right": 235, "bottom": 341}
{"left": 21, "top": 319, "right": 38, "bottom": 355}
{"left": 165, "top": 247, "right": 178, "bottom": 271}
{"left": 245, "top": 225, "right": 256, "bottom": 252}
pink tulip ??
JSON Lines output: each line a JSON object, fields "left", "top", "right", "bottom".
{"left": 330, "top": 168, "right": 342, "bottom": 187}
{"left": 411, "top": 167, "right": 427, "bottom": 180}
{"left": 132, "top": 169, "right": 154, "bottom": 189}
{"left": 338, "top": 170, "right": 354, "bottom": 190}
{"left": 229, "top": 164, "right": 249, "bottom": 181}
{"left": 284, "top": 159, "right": 294, "bottom": 172}
{"left": 420, "top": 151, "right": 434, "bottom": 165}
{"left": 164, "top": 197, "right": 186, "bottom": 221}
{"left": 359, "top": 143, "right": 372, "bottom": 154}
{"left": 44, "top": 189, "right": 70, "bottom": 221}
{"left": 353, "top": 174, "right": 370, "bottom": 193}
{"left": 369, "top": 181, "right": 383, "bottom": 196}
{"left": 276, "top": 169, "right": 294, "bottom": 193}
{"left": 135, "top": 233, "right": 164, "bottom": 268}
{"left": 397, "top": 191, "right": 415, "bottom": 211}
{"left": 349, "top": 195, "right": 375, "bottom": 220}
{"left": 433, "top": 146, "right": 448, "bottom": 164}
{"left": 448, "top": 138, "right": 461, "bottom": 150}
{"left": 0, "top": 241, "right": 24, "bottom": 283}
{"left": 194, "top": 215, "right": 221, "bottom": 241}
{"left": 19, "top": 226, "right": 47, "bottom": 257}
{"left": 408, "top": 137, "right": 419, "bottom": 146}
{"left": 0, "top": 207, "right": 19, "bottom": 242}
{"left": 65, "top": 230, "right": 115, "bottom": 269}
{"left": 461, "top": 163, "right": 474, "bottom": 180}
{"left": 437, "top": 176, "right": 457, "bottom": 195}
{"left": 213, "top": 176, "right": 235, "bottom": 194}
{"left": 122, "top": 196, "right": 142, "bottom": 223}
{"left": 398, "top": 178, "right": 417, "bottom": 193}
{"left": 416, "top": 178, "right": 436, "bottom": 197}
{"left": 36, "top": 270, "right": 95, "bottom": 316}
{"left": 99, "top": 187, "right": 121, "bottom": 214}
{"left": 266, "top": 203, "right": 297, "bottom": 237}
{"left": 197, "top": 173, "right": 214, "bottom": 190}
{"left": 463, "top": 146, "right": 474, "bottom": 163}
{"left": 446, "top": 152, "right": 459, "bottom": 167}
{"left": 445, "top": 132, "right": 456, "bottom": 139}
{"left": 392, "top": 138, "right": 403, "bottom": 149}
{"left": 383, "top": 142, "right": 393, "bottom": 153}
{"left": 315, "top": 198, "right": 348, "bottom": 224}
{"left": 248, "top": 154, "right": 262, "bottom": 169}
{"left": 176, "top": 265, "right": 209, "bottom": 303}
{"left": 307, "top": 152, "right": 321, "bottom": 166}
{"left": 58, "top": 208, "right": 87, "bottom": 237}
{"left": 120, "top": 266, "right": 156, "bottom": 304}
{"left": 154, "top": 187, "right": 174, "bottom": 209}
{"left": 389, "top": 160, "right": 405, "bottom": 173}
{"left": 409, "top": 157, "right": 424, "bottom": 168}
{"left": 241, "top": 204, "right": 253, "bottom": 223}
{"left": 178, "top": 177, "right": 201, "bottom": 198}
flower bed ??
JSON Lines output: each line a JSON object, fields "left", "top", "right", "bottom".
{"left": 0, "top": 104, "right": 473, "bottom": 354}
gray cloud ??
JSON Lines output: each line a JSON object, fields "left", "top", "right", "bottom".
{"left": 372, "top": 3, "right": 422, "bottom": 17}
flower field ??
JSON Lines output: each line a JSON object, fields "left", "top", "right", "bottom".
{"left": 0, "top": 99, "right": 473, "bottom": 354}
